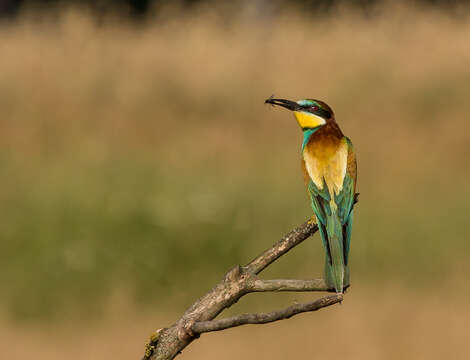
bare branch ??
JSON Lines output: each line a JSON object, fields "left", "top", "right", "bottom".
{"left": 248, "top": 278, "right": 328, "bottom": 292}
{"left": 192, "top": 294, "right": 342, "bottom": 334}
{"left": 141, "top": 214, "right": 356, "bottom": 360}
{"left": 244, "top": 221, "right": 318, "bottom": 275}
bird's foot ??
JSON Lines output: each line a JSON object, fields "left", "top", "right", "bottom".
{"left": 326, "top": 284, "right": 350, "bottom": 293}
{"left": 307, "top": 216, "right": 317, "bottom": 225}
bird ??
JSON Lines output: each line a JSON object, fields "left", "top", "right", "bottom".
{"left": 265, "top": 97, "right": 357, "bottom": 294}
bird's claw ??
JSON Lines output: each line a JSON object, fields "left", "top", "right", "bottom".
{"left": 307, "top": 216, "right": 317, "bottom": 225}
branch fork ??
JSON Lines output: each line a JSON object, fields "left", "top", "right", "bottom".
{"left": 141, "top": 201, "right": 358, "bottom": 360}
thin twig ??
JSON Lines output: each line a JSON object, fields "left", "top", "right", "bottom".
{"left": 192, "top": 294, "right": 343, "bottom": 333}
{"left": 248, "top": 278, "right": 328, "bottom": 292}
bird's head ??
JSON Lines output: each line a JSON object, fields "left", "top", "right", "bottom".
{"left": 265, "top": 97, "right": 334, "bottom": 130}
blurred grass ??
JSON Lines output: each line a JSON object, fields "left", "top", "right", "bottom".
{"left": 0, "top": 2, "right": 470, "bottom": 324}
{"left": 3, "top": 285, "right": 470, "bottom": 360}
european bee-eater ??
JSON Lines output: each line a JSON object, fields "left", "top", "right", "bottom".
{"left": 265, "top": 97, "right": 357, "bottom": 293}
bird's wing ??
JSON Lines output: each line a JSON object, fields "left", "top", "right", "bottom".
{"left": 306, "top": 136, "right": 356, "bottom": 264}
{"left": 337, "top": 137, "right": 356, "bottom": 264}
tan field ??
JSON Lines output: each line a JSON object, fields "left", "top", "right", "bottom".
{"left": 3, "top": 284, "right": 470, "bottom": 359}
{"left": 0, "top": 2, "right": 469, "bottom": 359}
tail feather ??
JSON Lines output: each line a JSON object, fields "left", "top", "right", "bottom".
{"left": 324, "top": 209, "right": 345, "bottom": 293}
{"left": 310, "top": 182, "right": 353, "bottom": 293}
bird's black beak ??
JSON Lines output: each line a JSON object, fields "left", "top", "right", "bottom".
{"left": 265, "top": 97, "right": 300, "bottom": 111}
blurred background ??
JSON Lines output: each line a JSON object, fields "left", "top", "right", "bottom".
{"left": 1, "top": 0, "right": 469, "bottom": 359}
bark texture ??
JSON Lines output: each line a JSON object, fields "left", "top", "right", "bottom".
{"left": 142, "top": 219, "right": 346, "bottom": 360}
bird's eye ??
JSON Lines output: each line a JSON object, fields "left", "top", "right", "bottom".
{"left": 311, "top": 106, "right": 319, "bottom": 111}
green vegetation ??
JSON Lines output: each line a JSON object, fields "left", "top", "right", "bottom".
{"left": 1, "top": 4, "right": 469, "bottom": 321}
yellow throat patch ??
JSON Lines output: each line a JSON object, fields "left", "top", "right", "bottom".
{"left": 294, "top": 111, "right": 327, "bottom": 129}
